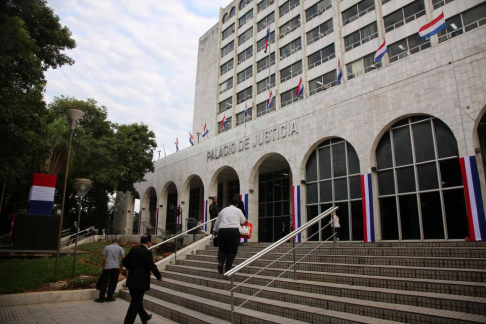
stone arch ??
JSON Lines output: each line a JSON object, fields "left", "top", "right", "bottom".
{"left": 140, "top": 187, "right": 157, "bottom": 234}
{"left": 300, "top": 137, "right": 363, "bottom": 241}
{"left": 248, "top": 153, "right": 293, "bottom": 243}
{"left": 229, "top": 6, "right": 235, "bottom": 18}
{"left": 158, "top": 181, "right": 179, "bottom": 234}
{"left": 222, "top": 13, "right": 229, "bottom": 23}
{"left": 180, "top": 174, "right": 205, "bottom": 228}
{"left": 209, "top": 166, "right": 241, "bottom": 209}
{"left": 373, "top": 114, "right": 469, "bottom": 241}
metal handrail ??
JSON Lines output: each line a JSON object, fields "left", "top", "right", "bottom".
{"left": 225, "top": 206, "right": 338, "bottom": 277}
{"left": 61, "top": 227, "right": 94, "bottom": 241}
{"left": 225, "top": 206, "right": 338, "bottom": 323}
{"left": 149, "top": 217, "right": 218, "bottom": 261}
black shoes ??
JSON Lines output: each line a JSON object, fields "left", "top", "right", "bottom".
{"left": 94, "top": 298, "right": 105, "bottom": 303}
{"left": 142, "top": 314, "right": 153, "bottom": 324}
{"left": 217, "top": 264, "right": 224, "bottom": 274}
{"left": 105, "top": 297, "right": 116, "bottom": 302}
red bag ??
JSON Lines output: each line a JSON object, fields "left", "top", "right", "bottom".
{"left": 239, "top": 222, "right": 253, "bottom": 239}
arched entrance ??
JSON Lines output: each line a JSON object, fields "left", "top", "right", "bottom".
{"left": 186, "top": 175, "right": 204, "bottom": 222}
{"left": 256, "top": 154, "right": 291, "bottom": 242}
{"left": 305, "top": 138, "right": 363, "bottom": 241}
{"left": 213, "top": 167, "right": 240, "bottom": 209}
{"left": 375, "top": 115, "right": 468, "bottom": 240}
{"left": 164, "top": 182, "right": 179, "bottom": 234}
{"left": 141, "top": 187, "right": 157, "bottom": 235}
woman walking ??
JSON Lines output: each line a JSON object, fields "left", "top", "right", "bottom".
{"left": 213, "top": 198, "right": 247, "bottom": 274}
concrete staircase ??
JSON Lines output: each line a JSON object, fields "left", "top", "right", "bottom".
{"left": 120, "top": 242, "right": 486, "bottom": 323}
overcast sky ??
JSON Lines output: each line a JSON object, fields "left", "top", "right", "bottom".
{"left": 45, "top": 0, "right": 228, "bottom": 157}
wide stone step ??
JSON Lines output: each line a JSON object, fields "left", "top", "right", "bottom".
{"left": 203, "top": 246, "right": 486, "bottom": 258}
{"left": 149, "top": 278, "right": 403, "bottom": 324}
{"left": 119, "top": 291, "right": 226, "bottom": 324}
{"left": 181, "top": 256, "right": 486, "bottom": 283}
{"left": 159, "top": 269, "right": 486, "bottom": 315}
{"left": 166, "top": 263, "right": 486, "bottom": 298}
{"left": 144, "top": 283, "right": 311, "bottom": 324}
{"left": 236, "top": 242, "right": 486, "bottom": 248}
{"left": 153, "top": 276, "right": 486, "bottom": 323}
{"left": 193, "top": 251, "right": 486, "bottom": 269}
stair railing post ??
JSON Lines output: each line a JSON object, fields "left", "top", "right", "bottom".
{"left": 332, "top": 211, "right": 336, "bottom": 244}
{"left": 292, "top": 237, "right": 296, "bottom": 280}
{"left": 174, "top": 237, "right": 178, "bottom": 262}
{"left": 230, "top": 276, "right": 235, "bottom": 324}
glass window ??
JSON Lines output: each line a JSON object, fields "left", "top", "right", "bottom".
{"left": 257, "top": 53, "right": 275, "bottom": 73}
{"left": 237, "top": 66, "right": 253, "bottom": 84}
{"left": 238, "top": 27, "right": 253, "bottom": 45}
{"left": 218, "top": 116, "right": 232, "bottom": 132}
{"left": 221, "top": 41, "right": 234, "bottom": 58}
{"left": 222, "top": 13, "right": 229, "bottom": 24}
{"left": 237, "top": 46, "right": 253, "bottom": 64}
{"left": 280, "top": 37, "right": 302, "bottom": 59}
{"left": 220, "top": 77, "right": 233, "bottom": 94}
{"left": 239, "top": 0, "right": 253, "bottom": 10}
{"left": 257, "top": 31, "right": 275, "bottom": 52}
{"left": 306, "top": 0, "right": 332, "bottom": 22}
{"left": 279, "top": 15, "right": 301, "bottom": 35}
{"left": 279, "top": 0, "right": 299, "bottom": 17}
{"left": 239, "top": 9, "right": 253, "bottom": 28}
{"left": 258, "top": 12, "right": 275, "bottom": 32}
{"left": 305, "top": 139, "right": 362, "bottom": 240}
{"left": 280, "top": 60, "right": 302, "bottom": 83}
{"left": 342, "top": 0, "right": 375, "bottom": 25}
{"left": 219, "top": 97, "right": 232, "bottom": 113}
{"left": 307, "top": 19, "right": 333, "bottom": 45}
{"left": 308, "top": 44, "right": 335, "bottom": 70}
{"left": 220, "top": 59, "right": 234, "bottom": 75}
{"left": 376, "top": 116, "right": 467, "bottom": 240}
{"left": 229, "top": 7, "right": 236, "bottom": 18}
{"left": 309, "top": 71, "right": 337, "bottom": 96}
{"left": 257, "top": 98, "right": 274, "bottom": 117}
{"left": 257, "top": 74, "right": 276, "bottom": 94}
{"left": 222, "top": 24, "right": 235, "bottom": 40}
{"left": 236, "top": 109, "right": 252, "bottom": 126}
{"left": 237, "top": 86, "right": 252, "bottom": 104}
{"left": 280, "top": 86, "right": 302, "bottom": 108}
{"left": 258, "top": 0, "right": 271, "bottom": 13}
{"left": 403, "top": 0, "right": 425, "bottom": 20}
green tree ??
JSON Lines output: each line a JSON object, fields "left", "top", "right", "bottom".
{"left": 45, "top": 97, "right": 156, "bottom": 231}
{"left": 0, "top": 0, "right": 76, "bottom": 182}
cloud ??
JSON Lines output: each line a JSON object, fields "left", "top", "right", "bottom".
{"left": 45, "top": 0, "right": 228, "bottom": 156}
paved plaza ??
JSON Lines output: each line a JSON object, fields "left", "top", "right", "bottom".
{"left": 0, "top": 298, "right": 176, "bottom": 324}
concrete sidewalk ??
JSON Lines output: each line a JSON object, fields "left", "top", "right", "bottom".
{"left": 0, "top": 298, "right": 177, "bottom": 324}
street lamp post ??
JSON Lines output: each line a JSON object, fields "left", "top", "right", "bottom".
{"left": 196, "top": 132, "right": 201, "bottom": 143}
{"left": 72, "top": 178, "right": 93, "bottom": 278}
{"left": 54, "top": 108, "right": 85, "bottom": 282}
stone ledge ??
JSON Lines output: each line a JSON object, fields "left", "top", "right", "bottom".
{"left": 0, "top": 289, "right": 98, "bottom": 307}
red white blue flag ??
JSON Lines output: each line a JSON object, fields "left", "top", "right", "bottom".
{"left": 296, "top": 76, "right": 304, "bottom": 98}
{"left": 361, "top": 174, "right": 375, "bottom": 242}
{"left": 267, "top": 90, "right": 273, "bottom": 108}
{"left": 337, "top": 59, "right": 343, "bottom": 85}
{"left": 189, "top": 132, "right": 194, "bottom": 146}
{"left": 175, "top": 137, "right": 179, "bottom": 152}
{"left": 374, "top": 39, "right": 388, "bottom": 62}
{"left": 419, "top": 12, "right": 446, "bottom": 39}
{"left": 264, "top": 22, "right": 270, "bottom": 53}
{"left": 244, "top": 102, "right": 249, "bottom": 120}
{"left": 202, "top": 123, "right": 209, "bottom": 137}
{"left": 460, "top": 156, "right": 486, "bottom": 241}
{"left": 221, "top": 115, "right": 227, "bottom": 130}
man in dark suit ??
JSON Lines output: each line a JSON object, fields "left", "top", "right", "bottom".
{"left": 67, "top": 221, "right": 77, "bottom": 246}
{"left": 122, "top": 235, "right": 162, "bottom": 324}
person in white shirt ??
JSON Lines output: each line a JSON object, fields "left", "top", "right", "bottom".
{"left": 330, "top": 214, "right": 341, "bottom": 241}
{"left": 213, "top": 198, "right": 247, "bottom": 274}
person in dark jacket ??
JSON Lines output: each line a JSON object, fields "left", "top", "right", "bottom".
{"left": 122, "top": 235, "right": 162, "bottom": 324}
{"left": 67, "top": 221, "right": 77, "bottom": 246}
{"left": 209, "top": 196, "right": 220, "bottom": 233}
{"left": 233, "top": 194, "right": 245, "bottom": 216}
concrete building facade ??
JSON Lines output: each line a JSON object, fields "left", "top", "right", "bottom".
{"left": 114, "top": 0, "right": 486, "bottom": 242}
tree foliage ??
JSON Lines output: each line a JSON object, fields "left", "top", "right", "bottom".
{"left": 0, "top": 0, "right": 76, "bottom": 181}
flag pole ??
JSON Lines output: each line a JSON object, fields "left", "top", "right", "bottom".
{"left": 163, "top": 143, "right": 166, "bottom": 157}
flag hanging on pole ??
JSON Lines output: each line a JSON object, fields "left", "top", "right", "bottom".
{"left": 221, "top": 115, "right": 227, "bottom": 131}
{"left": 189, "top": 132, "right": 194, "bottom": 146}
{"left": 419, "top": 12, "right": 446, "bottom": 39}
{"left": 244, "top": 102, "right": 248, "bottom": 121}
{"left": 202, "top": 123, "right": 209, "bottom": 137}
{"left": 296, "top": 76, "right": 304, "bottom": 98}
{"left": 264, "top": 22, "right": 270, "bottom": 53}
{"left": 337, "top": 59, "right": 343, "bottom": 85}
{"left": 175, "top": 138, "right": 179, "bottom": 152}
{"left": 267, "top": 90, "right": 273, "bottom": 109}
{"left": 374, "top": 39, "right": 388, "bottom": 62}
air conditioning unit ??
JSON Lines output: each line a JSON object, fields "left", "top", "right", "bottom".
{"left": 317, "top": 9, "right": 324, "bottom": 15}
{"left": 321, "top": 84, "right": 330, "bottom": 90}
{"left": 269, "top": 0, "right": 274, "bottom": 3}
{"left": 279, "top": 33, "right": 285, "bottom": 38}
